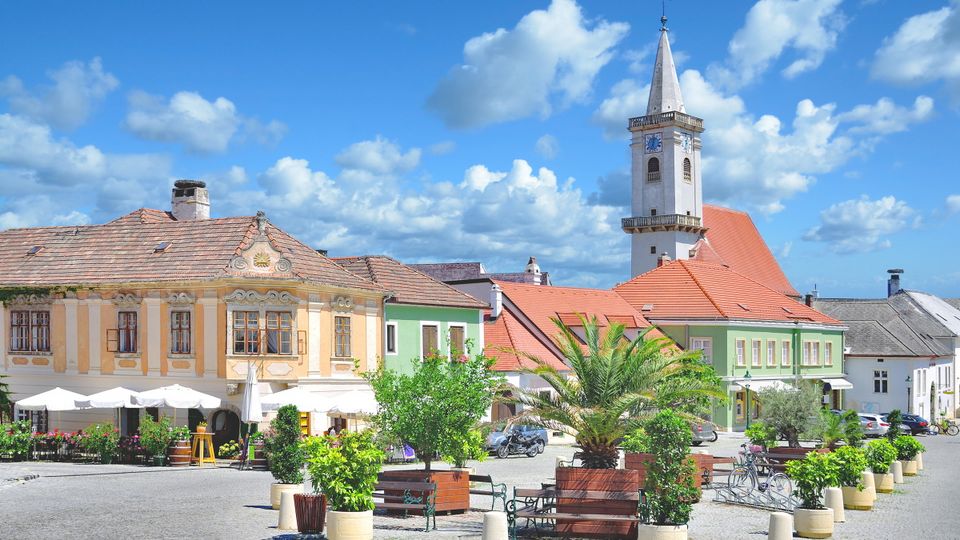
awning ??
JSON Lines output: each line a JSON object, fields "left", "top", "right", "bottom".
{"left": 820, "top": 378, "right": 853, "bottom": 390}
{"left": 729, "top": 379, "right": 794, "bottom": 392}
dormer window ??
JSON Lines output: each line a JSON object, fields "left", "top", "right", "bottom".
{"left": 683, "top": 158, "right": 692, "bottom": 182}
{"left": 647, "top": 157, "right": 660, "bottom": 182}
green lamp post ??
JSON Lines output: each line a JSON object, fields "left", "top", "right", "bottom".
{"left": 744, "top": 371, "right": 753, "bottom": 429}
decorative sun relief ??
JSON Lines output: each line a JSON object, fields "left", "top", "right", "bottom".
{"left": 253, "top": 252, "right": 271, "bottom": 268}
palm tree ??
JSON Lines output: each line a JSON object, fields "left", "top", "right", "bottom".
{"left": 511, "top": 316, "right": 724, "bottom": 469}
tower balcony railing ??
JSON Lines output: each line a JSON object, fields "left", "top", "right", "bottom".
{"left": 621, "top": 214, "right": 702, "bottom": 230}
{"left": 628, "top": 111, "right": 704, "bottom": 132}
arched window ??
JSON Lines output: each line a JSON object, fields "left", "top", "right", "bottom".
{"left": 683, "top": 158, "right": 692, "bottom": 181}
{"left": 647, "top": 157, "right": 660, "bottom": 182}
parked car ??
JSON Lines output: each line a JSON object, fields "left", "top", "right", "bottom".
{"left": 881, "top": 413, "right": 925, "bottom": 435}
{"left": 485, "top": 424, "right": 548, "bottom": 455}
{"left": 859, "top": 413, "right": 890, "bottom": 438}
{"left": 691, "top": 422, "right": 718, "bottom": 446}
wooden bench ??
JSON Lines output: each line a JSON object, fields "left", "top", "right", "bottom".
{"left": 506, "top": 487, "right": 643, "bottom": 539}
{"left": 762, "top": 449, "right": 824, "bottom": 473}
{"left": 469, "top": 474, "right": 507, "bottom": 511}
{"left": 372, "top": 480, "right": 437, "bottom": 532}
{"left": 700, "top": 455, "right": 736, "bottom": 487}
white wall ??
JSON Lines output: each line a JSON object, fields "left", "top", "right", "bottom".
{"left": 845, "top": 355, "right": 954, "bottom": 420}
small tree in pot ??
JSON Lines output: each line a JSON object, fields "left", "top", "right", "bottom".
{"left": 138, "top": 416, "right": 172, "bottom": 466}
{"left": 744, "top": 421, "right": 778, "bottom": 451}
{"left": 757, "top": 381, "right": 822, "bottom": 448}
{"left": 884, "top": 409, "right": 904, "bottom": 442}
{"left": 440, "top": 429, "right": 487, "bottom": 471}
{"left": 264, "top": 404, "right": 304, "bottom": 509}
{"left": 638, "top": 410, "right": 698, "bottom": 540}
{"left": 832, "top": 446, "right": 872, "bottom": 510}
{"left": 786, "top": 452, "right": 840, "bottom": 538}
{"left": 892, "top": 435, "right": 924, "bottom": 476}
{"left": 303, "top": 430, "right": 384, "bottom": 539}
{"left": 864, "top": 438, "right": 897, "bottom": 493}
{"left": 842, "top": 410, "right": 864, "bottom": 448}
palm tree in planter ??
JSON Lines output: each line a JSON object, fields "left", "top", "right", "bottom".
{"left": 302, "top": 430, "right": 384, "bottom": 538}
{"left": 864, "top": 438, "right": 897, "bottom": 493}
{"left": 786, "top": 452, "right": 840, "bottom": 539}
{"left": 264, "top": 405, "right": 304, "bottom": 509}
{"left": 832, "top": 446, "right": 872, "bottom": 510}
{"left": 638, "top": 410, "right": 699, "bottom": 540}
{"left": 512, "top": 317, "right": 722, "bottom": 538}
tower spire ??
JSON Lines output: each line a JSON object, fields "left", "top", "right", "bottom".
{"left": 646, "top": 16, "right": 684, "bottom": 115}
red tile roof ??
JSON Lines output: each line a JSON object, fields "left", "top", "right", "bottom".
{"left": 0, "top": 208, "right": 385, "bottom": 292}
{"left": 483, "top": 308, "right": 568, "bottom": 372}
{"left": 614, "top": 259, "right": 841, "bottom": 325}
{"left": 497, "top": 280, "right": 658, "bottom": 332}
{"left": 333, "top": 256, "right": 486, "bottom": 309}
{"left": 697, "top": 205, "right": 798, "bottom": 297}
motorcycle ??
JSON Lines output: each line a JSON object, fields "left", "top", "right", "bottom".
{"left": 495, "top": 429, "right": 540, "bottom": 458}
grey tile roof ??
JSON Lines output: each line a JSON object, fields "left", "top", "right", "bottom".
{"left": 813, "top": 295, "right": 952, "bottom": 357}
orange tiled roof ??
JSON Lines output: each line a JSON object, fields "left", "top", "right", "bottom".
{"left": 614, "top": 259, "right": 841, "bottom": 325}
{"left": 333, "top": 256, "right": 486, "bottom": 309}
{"left": 483, "top": 308, "right": 568, "bottom": 372}
{"left": 698, "top": 205, "right": 799, "bottom": 297}
{"left": 497, "top": 280, "right": 657, "bottom": 332}
{"left": 0, "top": 208, "right": 385, "bottom": 292}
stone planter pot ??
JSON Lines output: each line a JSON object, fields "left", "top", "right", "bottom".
{"left": 841, "top": 485, "right": 874, "bottom": 510}
{"left": 637, "top": 524, "right": 688, "bottom": 540}
{"left": 378, "top": 469, "right": 469, "bottom": 514}
{"left": 555, "top": 467, "right": 640, "bottom": 539}
{"left": 916, "top": 452, "right": 923, "bottom": 470}
{"left": 794, "top": 508, "right": 834, "bottom": 539}
{"left": 293, "top": 493, "right": 326, "bottom": 534}
{"left": 860, "top": 471, "right": 877, "bottom": 502}
{"left": 271, "top": 483, "right": 302, "bottom": 510}
{"left": 874, "top": 472, "right": 894, "bottom": 493}
{"left": 901, "top": 459, "right": 918, "bottom": 476}
{"left": 327, "top": 509, "right": 373, "bottom": 540}
{"left": 151, "top": 455, "right": 165, "bottom": 467}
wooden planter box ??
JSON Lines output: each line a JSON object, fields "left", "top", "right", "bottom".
{"left": 378, "top": 469, "right": 469, "bottom": 514}
{"left": 555, "top": 467, "right": 640, "bottom": 539}
{"left": 625, "top": 452, "right": 708, "bottom": 501}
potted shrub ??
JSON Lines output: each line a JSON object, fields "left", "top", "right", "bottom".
{"left": 865, "top": 438, "right": 897, "bottom": 493}
{"left": 264, "top": 404, "right": 304, "bottom": 509}
{"left": 440, "top": 429, "right": 487, "bottom": 476}
{"left": 786, "top": 451, "right": 840, "bottom": 539}
{"left": 884, "top": 409, "right": 904, "bottom": 441}
{"left": 638, "top": 411, "right": 698, "bottom": 540}
{"left": 842, "top": 410, "right": 864, "bottom": 448}
{"left": 892, "top": 435, "right": 924, "bottom": 476}
{"left": 622, "top": 427, "right": 654, "bottom": 484}
{"left": 832, "top": 446, "right": 872, "bottom": 510}
{"left": 217, "top": 439, "right": 242, "bottom": 461}
{"left": 0, "top": 420, "right": 32, "bottom": 461}
{"left": 196, "top": 420, "right": 208, "bottom": 434}
{"left": 139, "top": 415, "right": 172, "bottom": 466}
{"left": 79, "top": 423, "right": 119, "bottom": 464}
{"left": 303, "top": 430, "right": 384, "bottom": 539}
{"left": 168, "top": 425, "right": 192, "bottom": 467}
{"left": 367, "top": 347, "right": 501, "bottom": 514}
{"left": 757, "top": 381, "right": 822, "bottom": 450}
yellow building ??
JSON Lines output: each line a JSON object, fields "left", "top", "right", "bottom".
{"left": 0, "top": 181, "right": 387, "bottom": 441}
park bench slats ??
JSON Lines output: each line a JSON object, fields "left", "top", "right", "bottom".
{"left": 372, "top": 479, "right": 437, "bottom": 532}
{"left": 469, "top": 474, "right": 507, "bottom": 511}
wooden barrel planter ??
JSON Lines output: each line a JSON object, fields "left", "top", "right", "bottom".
{"left": 378, "top": 469, "right": 469, "bottom": 514}
{"left": 555, "top": 467, "right": 640, "bottom": 539}
{"left": 293, "top": 493, "right": 327, "bottom": 534}
{"left": 249, "top": 441, "right": 268, "bottom": 470}
{"left": 168, "top": 439, "right": 192, "bottom": 467}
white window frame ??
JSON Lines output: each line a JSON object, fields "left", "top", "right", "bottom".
{"left": 689, "top": 337, "right": 712, "bottom": 364}
{"left": 447, "top": 323, "right": 467, "bottom": 356}
{"left": 874, "top": 370, "right": 888, "bottom": 394}
{"left": 751, "top": 339, "right": 762, "bottom": 367}
{"left": 226, "top": 303, "right": 299, "bottom": 357}
{"left": 736, "top": 339, "right": 745, "bottom": 367}
{"left": 802, "top": 342, "right": 812, "bottom": 366}
{"left": 824, "top": 342, "right": 833, "bottom": 366}
{"left": 766, "top": 340, "right": 776, "bottom": 367}
{"left": 169, "top": 309, "right": 194, "bottom": 356}
{"left": 781, "top": 340, "right": 791, "bottom": 367}
{"left": 812, "top": 342, "right": 821, "bottom": 366}
{"left": 385, "top": 321, "right": 398, "bottom": 356}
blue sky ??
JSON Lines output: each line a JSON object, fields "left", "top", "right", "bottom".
{"left": 1, "top": 0, "right": 958, "bottom": 298}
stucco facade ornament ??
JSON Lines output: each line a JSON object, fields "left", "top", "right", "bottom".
{"left": 112, "top": 293, "right": 142, "bottom": 306}
{"left": 167, "top": 292, "right": 195, "bottom": 304}
{"left": 228, "top": 211, "right": 293, "bottom": 274}
{"left": 332, "top": 296, "right": 353, "bottom": 312}
{"left": 224, "top": 289, "right": 298, "bottom": 305}
{"left": 8, "top": 294, "right": 53, "bottom": 306}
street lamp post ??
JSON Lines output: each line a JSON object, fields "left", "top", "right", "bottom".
{"left": 744, "top": 371, "right": 753, "bottom": 429}
{"left": 906, "top": 375, "right": 912, "bottom": 414}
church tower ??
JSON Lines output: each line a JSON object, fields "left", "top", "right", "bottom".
{"left": 622, "top": 16, "right": 706, "bottom": 277}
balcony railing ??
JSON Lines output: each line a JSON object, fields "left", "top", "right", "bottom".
{"left": 629, "top": 111, "right": 704, "bottom": 132}
{"left": 621, "top": 214, "right": 703, "bottom": 230}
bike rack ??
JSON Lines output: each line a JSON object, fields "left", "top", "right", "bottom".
{"left": 713, "top": 453, "right": 800, "bottom": 512}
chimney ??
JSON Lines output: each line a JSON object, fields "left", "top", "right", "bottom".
{"left": 490, "top": 283, "right": 502, "bottom": 319}
{"left": 524, "top": 256, "right": 542, "bottom": 285}
{"left": 804, "top": 285, "right": 819, "bottom": 307}
{"left": 887, "top": 269, "right": 904, "bottom": 297}
{"left": 171, "top": 179, "right": 210, "bottom": 220}
{"left": 657, "top": 252, "right": 672, "bottom": 267}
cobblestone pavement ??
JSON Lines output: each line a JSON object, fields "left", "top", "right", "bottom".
{"left": 0, "top": 433, "right": 957, "bottom": 539}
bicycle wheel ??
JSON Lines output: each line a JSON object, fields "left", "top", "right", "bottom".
{"left": 947, "top": 425, "right": 959, "bottom": 436}
{"left": 727, "top": 466, "right": 756, "bottom": 497}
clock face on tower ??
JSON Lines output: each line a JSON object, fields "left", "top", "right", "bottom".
{"left": 679, "top": 132, "right": 693, "bottom": 153}
{"left": 644, "top": 133, "right": 663, "bottom": 153}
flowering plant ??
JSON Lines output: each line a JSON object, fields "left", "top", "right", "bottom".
{"left": 79, "top": 423, "right": 120, "bottom": 461}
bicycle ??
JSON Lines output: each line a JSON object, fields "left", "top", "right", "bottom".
{"left": 933, "top": 419, "right": 959, "bottom": 436}
{"left": 725, "top": 443, "right": 794, "bottom": 510}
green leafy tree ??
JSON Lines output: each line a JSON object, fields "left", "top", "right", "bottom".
{"left": 512, "top": 317, "right": 724, "bottom": 469}
{"left": 366, "top": 350, "right": 501, "bottom": 472}
{"left": 264, "top": 405, "right": 304, "bottom": 484}
{"left": 640, "top": 410, "right": 698, "bottom": 526}
{"left": 621, "top": 427, "right": 652, "bottom": 454}
{"left": 303, "top": 430, "right": 385, "bottom": 512}
{"left": 786, "top": 451, "right": 840, "bottom": 509}
{"left": 744, "top": 421, "right": 778, "bottom": 450}
{"left": 832, "top": 446, "right": 868, "bottom": 489}
{"left": 864, "top": 439, "right": 897, "bottom": 474}
{"left": 842, "top": 410, "right": 864, "bottom": 447}
{"left": 757, "top": 380, "right": 822, "bottom": 448}
{"left": 885, "top": 409, "right": 904, "bottom": 442}
{"left": 440, "top": 429, "right": 488, "bottom": 468}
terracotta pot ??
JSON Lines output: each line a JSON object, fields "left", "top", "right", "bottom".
{"left": 327, "top": 509, "right": 373, "bottom": 540}
{"left": 293, "top": 493, "right": 326, "bottom": 534}
{"left": 637, "top": 524, "right": 688, "bottom": 540}
{"left": 901, "top": 460, "right": 918, "bottom": 476}
{"left": 271, "top": 483, "right": 301, "bottom": 510}
{"left": 168, "top": 439, "right": 191, "bottom": 467}
{"left": 378, "top": 469, "right": 469, "bottom": 514}
{"left": 555, "top": 467, "right": 640, "bottom": 539}
{"left": 841, "top": 485, "right": 874, "bottom": 510}
{"left": 794, "top": 508, "right": 834, "bottom": 539}
{"left": 196, "top": 425, "right": 207, "bottom": 434}
{"left": 874, "top": 472, "right": 894, "bottom": 493}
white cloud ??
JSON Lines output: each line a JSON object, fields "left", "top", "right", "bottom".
{"left": 872, "top": 2, "right": 960, "bottom": 102}
{"left": 592, "top": 79, "right": 650, "bottom": 140}
{"left": 535, "top": 134, "right": 559, "bottom": 159}
{"left": 837, "top": 95, "right": 934, "bottom": 135}
{"left": 707, "top": 0, "right": 845, "bottom": 90}
{"left": 947, "top": 194, "right": 960, "bottom": 213}
{"left": 803, "top": 195, "right": 915, "bottom": 252}
{"left": 0, "top": 58, "right": 118, "bottom": 130}
{"left": 428, "top": 141, "right": 456, "bottom": 155}
{"left": 334, "top": 136, "right": 421, "bottom": 182}
{"left": 427, "top": 0, "right": 628, "bottom": 129}
{"left": 124, "top": 90, "right": 286, "bottom": 154}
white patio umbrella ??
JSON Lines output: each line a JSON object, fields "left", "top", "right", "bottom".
{"left": 75, "top": 387, "right": 144, "bottom": 432}
{"left": 327, "top": 388, "right": 378, "bottom": 417}
{"left": 17, "top": 387, "right": 90, "bottom": 430}
{"left": 133, "top": 384, "right": 221, "bottom": 424}
{"left": 261, "top": 386, "right": 339, "bottom": 413}
{"left": 239, "top": 362, "right": 263, "bottom": 470}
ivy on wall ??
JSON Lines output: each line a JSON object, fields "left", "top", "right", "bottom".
{"left": 0, "top": 286, "right": 83, "bottom": 306}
